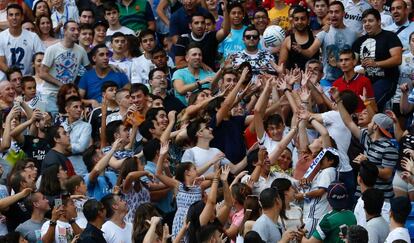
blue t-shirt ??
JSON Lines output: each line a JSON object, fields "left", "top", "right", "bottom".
{"left": 142, "top": 161, "right": 175, "bottom": 213}
{"left": 84, "top": 171, "right": 117, "bottom": 200}
{"left": 218, "top": 26, "right": 247, "bottom": 57}
{"left": 169, "top": 6, "right": 209, "bottom": 37}
{"left": 172, "top": 67, "right": 214, "bottom": 106}
{"left": 78, "top": 69, "right": 129, "bottom": 102}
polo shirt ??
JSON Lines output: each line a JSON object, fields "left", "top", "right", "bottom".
{"left": 332, "top": 74, "right": 374, "bottom": 112}
{"left": 117, "top": 0, "right": 155, "bottom": 32}
{"left": 313, "top": 210, "right": 357, "bottom": 242}
{"left": 172, "top": 67, "right": 214, "bottom": 106}
{"left": 78, "top": 223, "right": 106, "bottom": 243}
{"left": 78, "top": 69, "right": 129, "bottom": 103}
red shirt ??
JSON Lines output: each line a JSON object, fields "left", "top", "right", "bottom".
{"left": 333, "top": 74, "right": 374, "bottom": 113}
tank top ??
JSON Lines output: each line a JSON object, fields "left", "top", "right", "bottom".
{"left": 287, "top": 28, "right": 320, "bottom": 70}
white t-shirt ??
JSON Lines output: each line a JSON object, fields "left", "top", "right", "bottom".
{"left": 241, "top": 172, "right": 297, "bottom": 196}
{"left": 102, "top": 220, "right": 133, "bottom": 243}
{"left": 42, "top": 42, "right": 90, "bottom": 94}
{"left": 130, "top": 54, "right": 174, "bottom": 84}
{"left": 380, "top": 11, "right": 393, "bottom": 29}
{"left": 107, "top": 26, "right": 135, "bottom": 37}
{"left": 41, "top": 220, "right": 74, "bottom": 243}
{"left": 109, "top": 57, "right": 132, "bottom": 81}
{"left": 74, "top": 198, "right": 87, "bottom": 229}
{"left": 303, "top": 167, "right": 336, "bottom": 220}
{"left": 342, "top": 0, "right": 372, "bottom": 33}
{"left": 51, "top": 6, "right": 79, "bottom": 39}
{"left": 354, "top": 196, "right": 390, "bottom": 227}
{"left": 181, "top": 146, "right": 231, "bottom": 175}
{"left": 385, "top": 227, "right": 411, "bottom": 243}
{"left": 366, "top": 216, "right": 390, "bottom": 243}
{"left": 0, "top": 29, "right": 45, "bottom": 79}
{"left": 322, "top": 111, "right": 352, "bottom": 172}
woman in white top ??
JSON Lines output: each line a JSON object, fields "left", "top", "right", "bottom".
{"left": 273, "top": 178, "right": 303, "bottom": 233}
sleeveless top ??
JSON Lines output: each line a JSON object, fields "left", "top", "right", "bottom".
{"left": 287, "top": 28, "right": 320, "bottom": 70}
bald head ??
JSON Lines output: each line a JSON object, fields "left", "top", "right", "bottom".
{"left": 0, "top": 81, "right": 15, "bottom": 105}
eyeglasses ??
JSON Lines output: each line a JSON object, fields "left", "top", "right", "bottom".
{"left": 24, "top": 164, "right": 36, "bottom": 169}
{"left": 254, "top": 16, "right": 267, "bottom": 20}
{"left": 244, "top": 35, "right": 259, "bottom": 40}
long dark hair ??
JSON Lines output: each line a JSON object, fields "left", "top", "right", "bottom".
{"left": 39, "top": 164, "right": 63, "bottom": 197}
{"left": 132, "top": 203, "right": 161, "bottom": 242}
{"left": 271, "top": 178, "right": 292, "bottom": 220}
{"left": 175, "top": 162, "right": 194, "bottom": 191}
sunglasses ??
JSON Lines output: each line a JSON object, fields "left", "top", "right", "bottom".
{"left": 244, "top": 35, "right": 259, "bottom": 40}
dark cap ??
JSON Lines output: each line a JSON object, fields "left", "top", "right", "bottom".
{"left": 327, "top": 181, "right": 348, "bottom": 210}
{"left": 93, "top": 20, "right": 109, "bottom": 29}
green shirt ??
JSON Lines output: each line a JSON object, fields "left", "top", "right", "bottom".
{"left": 117, "top": 0, "right": 155, "bottom": 32}
{"left": 312, "top": 209, "right": 357, "bottom": 243}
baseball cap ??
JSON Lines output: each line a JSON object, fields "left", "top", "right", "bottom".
{"left": 93, "top": 20, "right": 109, "bottom": 29}
{"left": 327, "top": 181, "right": 348, "bottom": 210}
{"left": 372, "top": 113, "right": 393, "bottom": 138}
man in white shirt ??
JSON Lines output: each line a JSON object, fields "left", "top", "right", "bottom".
{"left": 101, "top": 194, "right": 133, "bottom": 243}
{"left": 384, "top": 0, "right": 414, "bottom": 53}
{"left": 103, "top": 2, "right": 134, "bottom": 38}
{"left": 41, "top": 197, "right": 82, "bottom": 243}
{"left": 342, "top": 0, "right": 371, "bottom": 33}
{"left": 39, "top": 20, "right": 90, "bottom": 115}
{"left": 361, "top": 188, "right": 389, "bottom": 243}
{"left": 385, "top": 196, "right": 412, "bottom": 242}
{"left": 0, "top": 4, "right": 44, "bottom": 80}
{"left": 354, "top": 162, "right": 390, "bottom": 226}
{"left": 181, "top": 119, "right": 247, "bottom": 176}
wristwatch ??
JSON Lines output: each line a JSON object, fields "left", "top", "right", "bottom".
{"left": 49, "top": 220, "right": 57, "bottom": 226}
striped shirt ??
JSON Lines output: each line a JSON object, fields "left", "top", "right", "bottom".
{"left": 356, "top": 129, "right": 398, "bottom": 199}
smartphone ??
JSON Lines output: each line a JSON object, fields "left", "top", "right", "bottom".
{"left": 54, "top": 198, "right": 62, "bottom": 207}
{"left": 339, "top": 224, "right": 348, "bottom": 237}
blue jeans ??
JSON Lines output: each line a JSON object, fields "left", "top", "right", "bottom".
{"left": 373, "top": 79, "right": 396, "bottom": 112}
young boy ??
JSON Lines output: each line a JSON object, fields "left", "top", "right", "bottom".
{"left": 103, "top": 2, "right": 134, "bottom": 38}
{"left": 296, "top": 148, "right": 339, "bottom": 236}
{"left": 109, "top": 32, "right": 132, "bottom": 80}
{"left": 65, "top": 175, "right": 88, "bottom": 228}
{"left": 88, "top": 81, "right": 119, "bottom": 142}
{"left": 21, "top": 76, "right": 41, "bottom": 110}
{"left": 267, "top": 0, "right": 290, "bottom": 30}
{"left": 79, "top": 24, "right": 94, "bottom": 53}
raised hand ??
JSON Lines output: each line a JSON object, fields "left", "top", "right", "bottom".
{"left": 299, "top": 87, "right": 311, "bottom": 103}
{"left": 160, "top": 141, "right": 170, "bottom": 156}
{"left": 298, "top": 109, "right": 310, "bottom": 121}
{"left": 329, "top": 86, "right": 340, "bottom": 101}
{"left": 385, "top": 110, "right": 398, "bottom": 124}
{"left": 167, "top": 110, "right": 176, "bottom": 123}
{"left": 404, "top": 148, "right": 414, "bottom": 158}
{"left": 220, "top": 165, "right": 231, "bottom": 182}
{"left": 401, "top": 157, "right": 414, "bottom": 173}
{"left": 400, "top": 83, "right": 410, "bottom": 94}
{"left": 353, "top": 153, "right": 367, "bottom": 164}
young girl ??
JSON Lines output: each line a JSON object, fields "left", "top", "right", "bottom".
{"left": 117, "top": 157, "right": 151, "bottom": 223}
{"left": 155, "top": 142, "right": 208, "bottom": 239}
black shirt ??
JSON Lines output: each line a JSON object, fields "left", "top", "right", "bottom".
{"left": 21, "top": 135, "right": 50, "bottom": 171}
{"left": 88, "top": 107, "right": 119, "bottom": 142}
{"left": 78, "top": 223, "right": 106, "bottom": 243}
{"left": 174, "top": 31, "right": 219, "bottom": 70}
{"left": 352, "top": 30, "right": 402, "bottom": 83}
{"left": 3, "top": 198, "right": 30, "bottom": 232}
{"left": 163, "top": 94, "right": 186, "bottom": 114}
{"left": 41, "top": 149, "right": 75, "bottom": 177}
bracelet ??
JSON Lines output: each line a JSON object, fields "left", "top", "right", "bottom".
{"left": 283, "top": 88, "right": 292, "bottom": 94}
{"left": 302, "top": 101, "right": 309, "bottom": 104}
{"left": 364, "top": 100, "right": 371, "bottom": 106}
{"left": 197, "top": 81, "right": 202, "bottom": 90}
{"left": 335, "top": 98, "right": 343, "bottom": 104}
{"left": 308, "top": 117, "right": 315, "bottom": 123}
{"left": 49, "top": 220, "right": 57, "bottom": 226}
